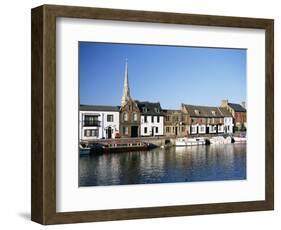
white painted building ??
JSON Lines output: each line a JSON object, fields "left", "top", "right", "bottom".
{"left": 136, "top": 101, "right": 164, "bottom": 136}
{"left": 224, "top": 116, "right": 234, "bottom": 134}
{"left": 79, "top": 105, "right": 120, "bottom": 141}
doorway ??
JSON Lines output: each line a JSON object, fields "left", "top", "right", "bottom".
{"left": 107, "top": 127, "right": 112, "bottom": 139}
{"left": 206, "top": 126, "right": 209, "bottom": 134}
{"left": 131, "top": 126, "right": 138, "bottom": 137}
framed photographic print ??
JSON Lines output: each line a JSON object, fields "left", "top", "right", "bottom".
{"left": 31, "top": 4, "right": 274, "bottom": 225}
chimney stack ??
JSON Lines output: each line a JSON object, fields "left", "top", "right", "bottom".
{"left": 221, "top": 100, "right": 228, "bottom": 107}
{"left": 241, "top": 101, "right": 246, "bottom": 109}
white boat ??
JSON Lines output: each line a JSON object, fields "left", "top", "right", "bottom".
{"left": 210, "top": 136, "right": 225, "bottom": 144}
{"left": 210, "top": 136, "right": 232, "bottom": 144}
{"left": 233, "top": 134, "right": 247, "bottom": 143}
{"left": 175, "top": 137, "right": 206, "bottom": 146}
{"left": 224, "top": 136, "right": 233, "bottom": 144}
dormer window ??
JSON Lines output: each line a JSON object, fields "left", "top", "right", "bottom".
{"left": 211, "top": 110, "right": 216, "bottom": 115}
{"left": 142, "top": 107, "right": 147, "bottom": 113}
{"left": 195, "top": 109, "right": 200, "bottom": 115}
{"left": 154, "top": 108, "right": 159, "bottom": 113}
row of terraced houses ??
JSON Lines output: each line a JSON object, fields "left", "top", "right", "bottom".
{"left": 79, "top": 62, "right": 246, "bottom": 141}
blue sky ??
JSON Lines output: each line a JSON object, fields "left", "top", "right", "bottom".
{"left": 79, "top": 42, "right": 246, "bottom": 109}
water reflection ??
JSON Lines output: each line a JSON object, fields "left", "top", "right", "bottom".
{"left": 79, "top": 143, "right": 246, "bottom": 186}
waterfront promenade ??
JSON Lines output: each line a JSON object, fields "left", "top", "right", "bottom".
{"left": 80, "top": 132, "right": 245, "bottom": 148}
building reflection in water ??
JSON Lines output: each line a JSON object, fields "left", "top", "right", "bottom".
{"left": 79, "top": 143, "right": 246, "bottom": 186}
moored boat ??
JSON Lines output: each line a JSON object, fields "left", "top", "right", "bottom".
{"left": 79, "top": 144, "right": 91, "bottom": 155}
{"left": 233, "top": 134, "right": 247, "bottom": 143}
{"left": 224, "top": 136, "right": 233, "bottom": 144}
{"left": 175, "top": 137, "right": 206, "bottom": 146}
{"left": 210, "top": 136, "right": 232, "bottom": 144}
{"left": 103, "top": 142, "right": 156, "bottom": 153}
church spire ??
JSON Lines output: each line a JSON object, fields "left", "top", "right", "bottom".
{"left": 121, "top": 59, "right": 131, "bottom": 107}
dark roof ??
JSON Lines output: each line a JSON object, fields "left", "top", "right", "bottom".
{"left": 228, "top": 103, "right": 246, "bottom": 112}
{"left": 182, "top": 104, "right": 232, "bottom": 117}
{"left": 80, "top": 105, "right": 120, "bottom": 112}
{"left": 135, "top": 101, "right": 164, "bottom": 115}
{"left": 162, "top": 109, "right": 181, "bottom": 114}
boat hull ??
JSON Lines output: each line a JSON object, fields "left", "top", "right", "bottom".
{"left": 103, "top": 146, "right": 148, "bottom": 153}
{"left": 210, "top": 136, "right": 232, "bottom": 144}
{"left": 175, "top": 138, "right": 206, "bottom": 146}
{"left": 233, "top": 137, "right": 247, "bottom": 143}
{"left": 80, "top": 149, "right": 91, "bottom": 155}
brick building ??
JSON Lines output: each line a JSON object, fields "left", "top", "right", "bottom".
{"left": 221, "top": 100, "right": 247, "bottom": 131}
{"left": 163, "top": 109, "right": 189, "bottom": 137}
{"left": 119, "top": 60, "right": 140, "bottom": 137}
{"left": 181, "top": 104, "right": 233, "bottom": 135}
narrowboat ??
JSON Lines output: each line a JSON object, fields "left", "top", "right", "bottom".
{"left": 102, "top": 142, "right": 156, "bottom": 153}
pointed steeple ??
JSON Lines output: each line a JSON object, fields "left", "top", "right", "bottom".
{"left": 121, "top": 59, "right": 131, "bottom": 107}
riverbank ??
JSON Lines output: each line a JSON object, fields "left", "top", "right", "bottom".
{"left": 80, "top": 133, "right": 246, "bottom": 154}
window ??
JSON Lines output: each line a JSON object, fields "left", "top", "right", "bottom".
{"left": 165, "top": 116, "right": 170, "bottom": 122}
{"left": 84, "top": 115, "right": 99, "bottom": 126}
{"left": 84, "top": 129, "right": 90, "bottom": 137}
{"left": 144, "top": 127, "right": 147, "bottom": 134}
{"left": 166, "top": 127, "right": 170, "bottom": 133}
{"left": 123, "top": 126, "right": 129, "bottom": 135}
{"left": 84, "top": 129, "right": 98, "bottom": 137}
{"left": 133, "top": 113, "right": 138, "bottom": 121}
{"left": 107, "top": 114, "right": 113, "bottom": 122}
{"left": 211, "top": 110, "right": 216, "bottom": 115}
{"left": 155, "top": 127, "right": 158, "bottom": 133}
{"left": 195, "top": 110, "right": 200, "bottom": 115}
{"left": 151, "top": 116, "right": 154, "bottom": 123}
{"left": 181, "top": 127, "right": 185, "bottom": 132}
{"left": 142, "top": 107, "right": 147, "bottom": 113}
{"left": 191, "top": 126, "right": 197, "bottom": 134}
{"left": 123, "top": 112, "right": 128, "bottom": 121}
{"left": 154, "top": 108, "right": 159, "bottom": 113}
{"left": 212, "top": 118, "right": 215, "bottom": 123}
{"left": 157, "top": 116, "right": 160, "bottom": 123}
{"left": 199, "top": 126, "right": 205, "bottom": 133}
{"left": 93, "top": 129, "right": 99, "bottom": 137}
{"left": 144, "top": 116, "right": 147, "bottom": 123}
{"left": 210, "top": 125, "right": 216, "bottom": 132}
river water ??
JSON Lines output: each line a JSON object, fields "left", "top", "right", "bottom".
{"left": 79, "top": 143, "right": 246, "bottom": 186}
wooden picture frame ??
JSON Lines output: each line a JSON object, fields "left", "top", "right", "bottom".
{"left": 31, "top": 4, "right": 274, "bottom": 225}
